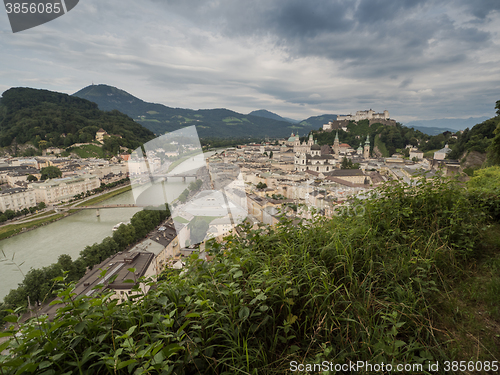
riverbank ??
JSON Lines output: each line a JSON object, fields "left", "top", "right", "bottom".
{"left": 0, "top": 184, "right": 132, "bottom": 242}
{"left": 75, "top": 184, "right": 132, "bottom": 207}
{"left": 0, "top": 213, "right": 67, "bottom": 241}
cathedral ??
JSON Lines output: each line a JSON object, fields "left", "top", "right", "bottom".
{"left": 293, "top": 134, "right": 335, "bottom": 172}
{"left": 287, "top": 131, "right": 371, "bottom": 172}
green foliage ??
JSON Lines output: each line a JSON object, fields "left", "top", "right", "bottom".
{"left": 448, "top": 107, "right": 499, "bottom": 159}
{"left": 340, "top": 156, "right": 359, "bottom": 169}
{"left": 26, "top": 174, "right": 37, "bottom": 182}
{"left": 0, "top": 206, "right": 170, "bottom": 322}
{"left": 466, "top": 166, "right": 500, "bottom": 221}
{"left": 256, "top": 182, "right": 267, "bottom": 189}
{"left": 178, "top": 189, "right": 189, "bottom": 203}
{"left": 487, "top": 103, "right": 500, "bottom": 164}
{"left": 1, "top": 177, "right": 498, "bottom": 374}
{"left": 65, "top": 144, "right": 105, "bottom": 158}
{"left": 0, "top": 87, "right": 154, "bottom": 149}
{"left": 188, "top": 179, "right": 203, "bottom": 192}
{"left": 40, "top": 166, "right": 62, "bottom": 180}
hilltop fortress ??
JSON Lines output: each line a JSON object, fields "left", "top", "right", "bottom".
{"left": 323, "top": 109, "right": 396, "bottom": 131}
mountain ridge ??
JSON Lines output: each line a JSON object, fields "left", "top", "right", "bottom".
{"left": 248, "top": 109, "right": 299, "bottom": 124}
{"left": 73, "top": 84, "right": 315, "bottom": 138}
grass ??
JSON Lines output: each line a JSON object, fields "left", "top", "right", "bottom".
{"left": 424, "top": 148, "right": 440, "bottom": 158}
{"left": 0, "top": 213, "right": 66, "bottom": 240}
{"left": 434, "top": 224, "right": 500, "bottom": 360}
{"left": 75, "top": 185, "right": 131, "bottom": 207}
{"left": 68, "top": 144, "right": 105, "bottom": 158}
{"left": 172, "top": 216, "right": 189, "bottom": 223}
{"left": 139, "top": 119, "right": 160, "bottom": 123}
{"left": 222, "top": 117, "right": 242, "bottom": 123}
{"left": 15, "top": 210, "right": 56, "bottom": 221}
{"left": 2, "top": 176, "right": 499, "bottom": 374}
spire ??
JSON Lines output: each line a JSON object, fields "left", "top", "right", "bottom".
{"left": 309, "top": 133, "right": 313, "bottom": 140}
{"left": 335, "top": 131, "right": 339, "bottom": 142}
{"left": 365, "top": 134, "right": 370, "bottom": 144}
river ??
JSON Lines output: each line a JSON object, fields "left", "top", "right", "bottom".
{"left": 0, "top": 177, "right": 194, "bottom": 300}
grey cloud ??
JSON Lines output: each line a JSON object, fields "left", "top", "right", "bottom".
{"left": 354, "top": 0, "right": 429, "bottom": 24}
{"left": 152, "top": 0, "right": 495, "bottom": 83}
{"left": 461, "top": 0, "right": 500, "bottom": 19}
{"left": 399, "top": 78, "right": 413, "bottom": 88}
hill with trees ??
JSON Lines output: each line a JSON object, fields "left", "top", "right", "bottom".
{"left": 298, "top": 114, "right": 337, "bottom": 129}
{"left": 248, "top": 109, "right": 299, "bottom": 123}
{"left": 448, "top": 101, "right": 500, "bottom": 163}
{"left": 73, "top": 84, "right": 315, "bottom": 138}
{"left": 312, "top": 119, "right": 430, "bottom": 157}
{"left": 0, "top": 87, "right": 155, "bottom": 155}
{"left": 311, "top": 101, "right": 499, "bottom": 160}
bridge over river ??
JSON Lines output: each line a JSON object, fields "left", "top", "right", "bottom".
{"left": 57, "top": 204, "right": 163, "bottom": 216}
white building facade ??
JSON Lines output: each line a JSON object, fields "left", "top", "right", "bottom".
{"left": 30, "top": 175, "right": 100, "bottom": 204}
{"left": 0, "top": 187, "right": 37, "bottom": 212}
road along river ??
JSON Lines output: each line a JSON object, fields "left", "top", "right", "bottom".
{"left": 0, "top": 178, "right": 193, "bottom": 300}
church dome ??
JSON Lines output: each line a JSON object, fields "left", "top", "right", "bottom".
{"left": 311, "top": 144, "right": 321, "bottom": 150}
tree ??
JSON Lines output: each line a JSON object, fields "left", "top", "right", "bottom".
{"left": 40, "top": 166, "right": 62, "bottom": 180}
{"left": 341, "top": 156, "right": 353, "bottom": 169}
{"left": 486, "top": 101, "right": 500, "bottom": 164}
{"left": 269, "top": 151, "right": 273, "bottom": 159}
{"left": 27, "top": 174, "right": 38, "bottom": 182}
{"left": 4, "top": 209, "right": 15, "bottom": 220}
{"left": 38, "top": 140, "right": 48, "bottom": 150}
{"left": 256, "top": 182, "right": 267, "bottom": 189}
{"left": 37, "top": 202, "right": 46, "bottom": 210}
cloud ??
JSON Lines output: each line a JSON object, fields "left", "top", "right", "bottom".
{"left": 0, "top": 0, "right": 498, "bottom": 122}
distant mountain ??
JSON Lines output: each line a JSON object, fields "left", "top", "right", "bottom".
{"left": 248, "top": 109, "right": 299, "bottom": 124}
{"left": 73, "top": 85, "right": 314, "bottom": 138}
{"left": 0, "top": 87, "right": 154, "bottom": 150}
{"left": 404, "top": 117, "right": 490, "bottom": 132}
{"left": 406, "top": 126, "right": 459, "bottom": 136}
{"left": 299, "top": 114, "right": 337, "bottom": 130}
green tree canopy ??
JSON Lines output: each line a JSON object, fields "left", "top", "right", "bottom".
{"left": 40, "top": 166, "right": 62, "bottom": 180}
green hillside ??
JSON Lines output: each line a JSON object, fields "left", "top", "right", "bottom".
{"left": 248, "top": 109, "right": 299, "bottom": 123}
{"left": 448, "top": 108, "right": 500, "bottom": 161}
{"left": 299, "top": 113, "right": 337, "bottom": 129}
{"left": 0, "top": 87, "right": 155, "bottom": 152}
{"left": 313, "top": 119, "right": 429, "bottom": 157}
{"left": 73, "top": 85, "right": 314, "bottom": 138}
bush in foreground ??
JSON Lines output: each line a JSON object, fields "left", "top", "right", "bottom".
{"left": 0, "top": 176, "right": 498, "bottom": 374}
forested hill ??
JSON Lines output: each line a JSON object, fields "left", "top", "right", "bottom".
{"left": 73, "top": 84, "right": 314, "bottom": 138}
{"left": 0, "top": 87, "right": 155, "bottom": 150}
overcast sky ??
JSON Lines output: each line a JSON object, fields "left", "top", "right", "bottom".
{"left": 1, "top": 0, "right": 499, "bottom": 123}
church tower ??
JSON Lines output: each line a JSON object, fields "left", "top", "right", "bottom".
{"left": 363, "top": 135, "right": 370, "bottom": 159}
{"left": 333, "top": 131, "right": 340, "bottom": 155}
{"left": 307, "top": 133, "right": 314, "bottom": 147}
